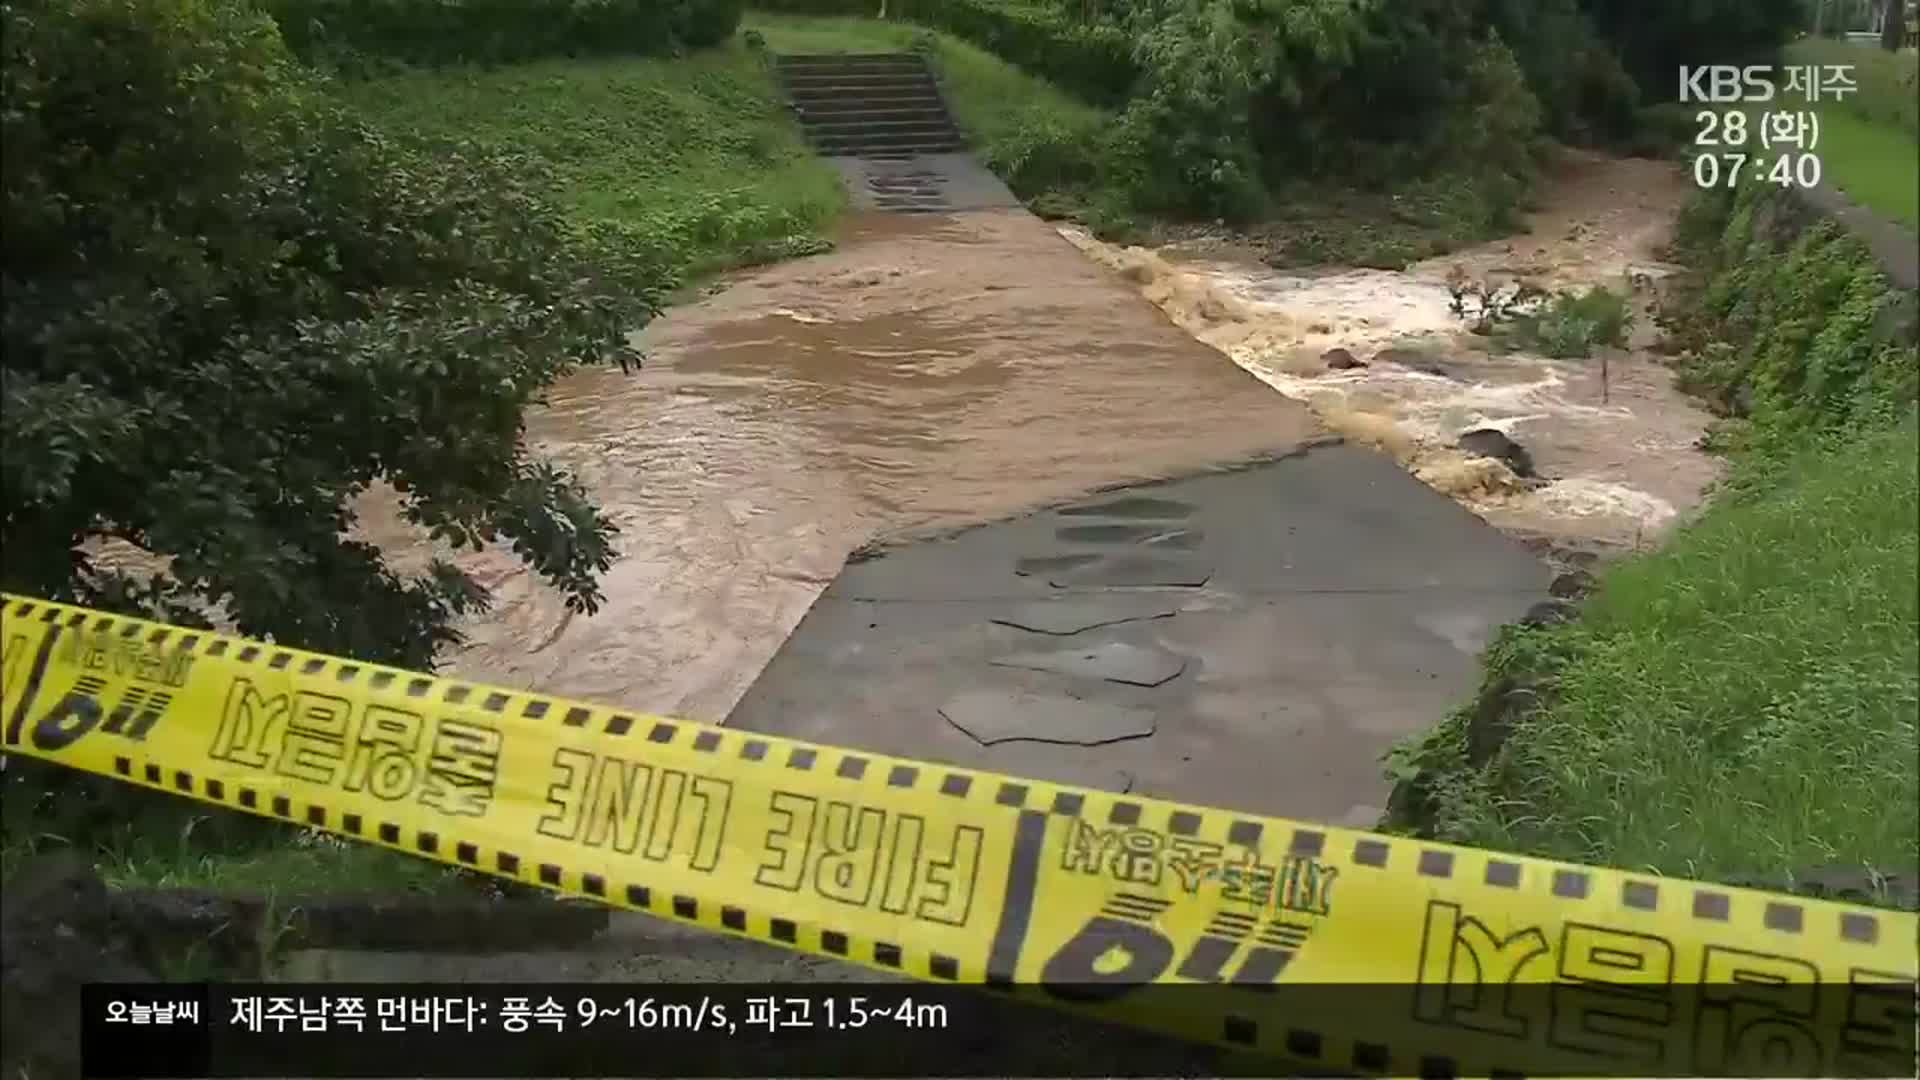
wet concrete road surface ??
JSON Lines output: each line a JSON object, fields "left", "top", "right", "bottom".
{"left": 362, "top": 208, "right": 1319, "bottom": 723}
{"left": 727, "top": 442, "right": 1553, "bottom": 825}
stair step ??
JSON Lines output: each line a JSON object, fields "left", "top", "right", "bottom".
{"left": 775, "top": 52, "right": 962, "bottom": 166}
{"left": 815, "top": 140, "right": 964, "bottom": 157}
{"left": 782, "top": 78, "right": 936, "bottom": 96}
{"left": 777, "top": 52, "right": 922, "bottom": 61}
{"left": 781, "top": 66, "right": 929, "bottom": 79}
{"left": 791, "top": 104, "right": 950, "bottom": 124}
{"left": 803, "top": 118, "right": 954, "bottom": 136}
{"left": 776, "top": 53, "right": 926, "bottom": 69}
{"left": 788, "top": 92, "right": 943, "bottom": 112}
{"left": 812, "top": 126, "right": 961, "bottom": 144}
{"left": 778, "top": 60, "right": 928, "bottom": 76}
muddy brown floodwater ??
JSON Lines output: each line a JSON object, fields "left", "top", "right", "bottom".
{"left": 1065, "top": 150, "right": 1724, "bottom": 555}
{"left": 359, "top": 209, "right": 1316, "bottom": 721}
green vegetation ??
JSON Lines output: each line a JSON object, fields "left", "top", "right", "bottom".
{"left": 1391, "top": 180, "right": 1920, "bottom": 899}
{"left": 1784, "top": 35, "right": 1920, "bottom": 137}
{"left": 754, "top": 0, "right": 1812, "bottom": 261}
{"left": 1, "top": 764, "right": 457, "bottom": 895}
{"left": 266, "top": 0, "right": 744, "bottom": 69}
{"left": 336, "top": 46, "right": 845, "bottom": 286}
{"left": 0, "top": 0, "right": 1846, "bottom": 901}
{"left": 1442, "top": 277, "right": 1634, "bottom": 358}
{"left": 0, "top": 0, "right": 705, "bottom": 893}
{"left": 1670, "top": 182, "right": 1917, "bottom": 448}
{"left": 1394, "top": 422, "right": 1916, "bottom": 884}
{"left": 1520, "top": 286, "right": 1636, "bottom": 358}
{"left": 1802, "top": 94, "right": 1920, "bottom": 226}
{"left": 1745, "top": 40, "right": 1920, "bottom": 227}
{"left": 2, "top": 0, "right": 658, "bottom": 665}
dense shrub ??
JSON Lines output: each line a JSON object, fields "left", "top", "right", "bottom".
{"left": 909, "top": 0, "right": 1136, "bottom": 105}
{"left": 2, "top": 0, "right": 656, "bottom": 667}
{"left": 1667, "top": 182, "right": 1918, "bottom": 454}
{"left": 1259, "top": 0, "right": 1540, "bottom": 191}
{"left": 266, "top": 0, "right": 745, "bottom": 69}
{"left": 1579, "top": 0, "right": 1802, "bottom": 96}
{"left": 1485, "top": 0, "right": 1639, "bottom": 142}
{"left": 1104, "top": 0, "right": 1268, "bottom": 220}
{"left": 749, "top": 0, "right": 869, "bottom": 13}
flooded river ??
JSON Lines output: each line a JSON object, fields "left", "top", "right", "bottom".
{"left": 1063, "top": 152, "right": 1722, "bottom": 555}
{"left": 361, "top": 210, "right": 1316, "bottom": 721}
{"left": 222, "top": 152, "right": 1715, "bottom": 726}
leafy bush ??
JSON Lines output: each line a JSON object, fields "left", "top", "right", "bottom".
{"left": 1580, "top": 0, "right": 1803, "bottom": 96}
{"left": 905, "top": 0, "right": 1137, "bottom": 105}
{"left": 750, "top": 0, "right": 871, "bottom": 13}
{"left": 1626, "top": 101, "right": 1700, "bottom": 156}
{"left": 1105, "top": 0, "right": 1268, "bottom": 220}
{"left": 977, "top": 110, "right": 1104, "bottom": 196}
{"left": 266, "top": 0, "right": 745, "bottom": 70}
{"left": 2, "top": 0, "right": 655, "bottom": 668}
{"left": 1243, "top": 0, "right": 1545, "bottom": 198}
{"left": 1526, "top": 287, "right": 1635, "bottom": 358}
{"left": 1484, "top": 0, "right": 1639, "bottom": 142}
{"left": 1666, "top": 182, "right": 1918, "bottom": 450}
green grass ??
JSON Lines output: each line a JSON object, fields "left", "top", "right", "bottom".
{"left": 742, "top": 10, "right": 921, "bottom": 52}
{"left": 1805, "top": 99, "right": 1920, "bottom": 227}
{"left": 1783, "top": 37, "right": 1919, "bottom": 137}
{"left": 1705, "top": 86, "right": 1917, "bottom": 230}
{"left": 92, "top": 828, "right": 456, "bottom": 894}
{"left": 333, "top": 42, "right": 847, "bottom": 282}
{"left": 1, "top": 791, "right": 458, "bottom": 896}
{"left": 1747, "top": 41, "right": 1920, "bottom": 227}
{"left": 1413, "top": 421, "right": 1919, "bottom": 885}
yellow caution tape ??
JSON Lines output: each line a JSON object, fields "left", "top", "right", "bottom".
{"left": 3, "top": 593, "right": 1914, "bottom": 1076}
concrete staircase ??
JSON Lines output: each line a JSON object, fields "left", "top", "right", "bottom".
{"left": 775, "top": 53, "right": 964, "bottom": 158}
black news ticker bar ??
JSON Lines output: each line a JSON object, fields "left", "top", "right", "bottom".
{"left": 81, "top": 981, "right": 1917, "bottom": 1078}
{"left": 83, "top": 982, "right": 1224, "bottom": 1079}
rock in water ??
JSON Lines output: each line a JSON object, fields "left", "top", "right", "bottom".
{"left": 1457, "top": 428, "right": 1536, "bottom": 478}
{"left": 1549, "top": 569, "right": 1596, "bottom": 599}
{"left": 1374, "top": 347, "right": 1451, "bottom": 377}
{"left": 1322, "top": 347, "right": 1366, "bottom": 370}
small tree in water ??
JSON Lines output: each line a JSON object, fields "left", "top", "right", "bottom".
{"left": 1, "top": 0, "right": 660, "bottom": 671}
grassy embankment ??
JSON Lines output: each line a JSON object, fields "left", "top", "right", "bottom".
{"left": 335, "top": 43, "right": 847, "bottom": 289}
{"left": 1781, "top": 37, "right": 1918, "bottom": 227}
{"left": 1391, "top": 179, "right": 1919, "bottom": 900}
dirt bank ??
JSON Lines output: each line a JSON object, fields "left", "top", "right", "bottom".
{"left": 354, "top": 208, "right": 1315, "bottom": 722}
{"left": 1061, "top": 151, "right": 1725, "bottom": 557}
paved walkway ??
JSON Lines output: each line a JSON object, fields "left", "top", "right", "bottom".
{"left": 728, "top": 442, "right": 1553, "bottom": 826}
{"left": 828, "top": 152, "right": 1021, "bottom": 213}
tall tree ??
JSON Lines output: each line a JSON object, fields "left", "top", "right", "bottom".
{"left": 1881, "top": 0, "right": 1908, "bottom": 48}
{"left": 2, "top": 0, "right": 656, "bottom": 669}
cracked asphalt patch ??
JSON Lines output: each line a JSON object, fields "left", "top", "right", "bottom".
{"left": 728, "top": 442, "right": 1553, "bottom": 825}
